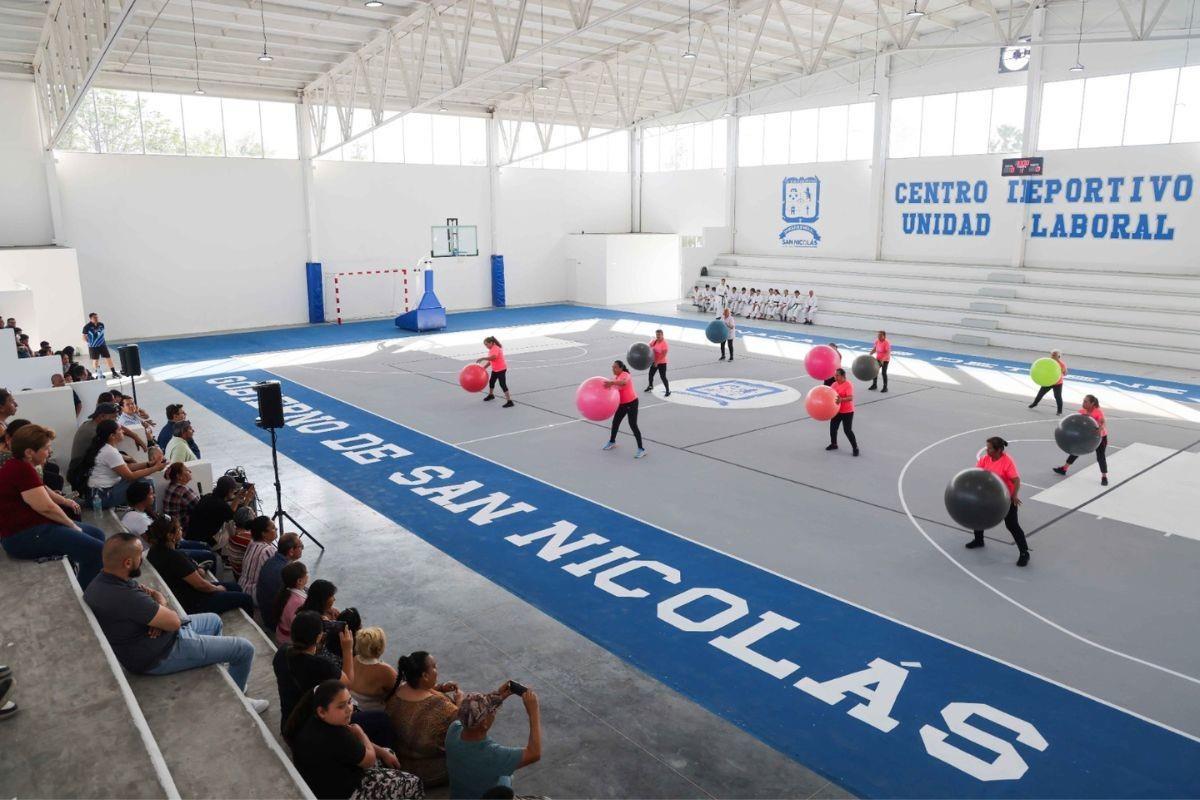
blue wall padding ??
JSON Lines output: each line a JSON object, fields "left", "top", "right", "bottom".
{"left": 306, "top": 262, "right": 324, "bottom": 323}
{"left": 491, "top": 255, "right": 506, "bottom": 307}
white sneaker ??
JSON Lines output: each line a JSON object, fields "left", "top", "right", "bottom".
{"left": 248, "top": 697, "right": 270, "bottom": 715}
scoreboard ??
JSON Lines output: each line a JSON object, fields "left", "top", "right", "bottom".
{"left": 1002, "top": 156, "right": 1044, "bottom": 177}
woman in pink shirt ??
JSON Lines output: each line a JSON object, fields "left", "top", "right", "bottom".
{"left": 645, "top": 330, "right": 670, "bottom": 397}
{"left": 274, "top": 560, "right": 309, "bottom": 644}
{"left": 868, "top": 331, "right": 891, "bottom": 393}
{"left": 1029, "top": 350, "right": 1067, "bottom": 415}
{"left": 476, "top": 336, "right": 514, "bottom": 408}
{"left": 602, "top": 360, "right": 646, "bottom": 459}
{"left": 1053, "top": 395, "right": 1109, "bottom": 486}
{"left": 826, "top": 369, "right": 859, "bottom": 456}
{"left": 969, "top": 437, "right": 1030, "bottom": 567}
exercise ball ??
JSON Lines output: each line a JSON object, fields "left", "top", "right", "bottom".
{"left": 805, "top": 345, "right": 841, "bottom": 381}
{"left": 627, "top": 343, "right": 653, "bottom": 371}
{"left": 705, "top": 318, "right": 728, "bottom": 344}
{"left": 1055, "top": 413, "right": 1102, "bottom": 456}
{"left": 804, "top": 385, "right": 839, "bottom": 421}
{"left": 851, "top": 354, "right": 880, "bottom": 382}
{"left": 458, "top": 364, "right": 488, "bottom": 393}
{"left": 944, "top": 468, "right": 1011, "bottom": 530}
{"left": 1030, "top": 357, "right": 1063, "bottom": 387}
{"left": 576, "top": 377, "right": 620, "bottom": 421}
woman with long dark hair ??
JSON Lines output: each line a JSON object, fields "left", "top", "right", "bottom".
{"left": 1053, "top": 395, "right": 1110, "bottom": 486}
{"left": 968, "top": 437, "right": 1030, "bottom": 567}
{"left": 384, "top": 650, "right": 464, "bottom": 787}
{"left": 285, "top": 679, "right": 422, "bottom": 799}
{"left": 72, "top": 419, "right": 164, "bottom": 508}
{"left": 476, "top": 336, "right": 514, "bottom": 408}
{"left": 826, "top": 369, "right": 859, "bottom": 457}
{"left": 602, "top": 360, "right": 645, "bottom": 459}
{"left": 645, "top": 330, "right": 671, "bottom": 397}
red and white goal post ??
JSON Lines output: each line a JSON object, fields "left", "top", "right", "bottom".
{"left": 323, "top": 266, "right": 425, "bottom": 325}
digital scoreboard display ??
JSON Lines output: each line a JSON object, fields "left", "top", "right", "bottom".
{"left": 1002, "top": 156, "right": 1044, "bottom": 176}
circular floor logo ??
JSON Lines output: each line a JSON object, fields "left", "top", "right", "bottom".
{"left": 650, "top": 378, "right": 801, "bottom": 409}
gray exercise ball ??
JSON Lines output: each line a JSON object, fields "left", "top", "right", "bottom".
{"left": 1055, "top": 413, "right": 1102, "bottom": 456}
{"left": 627, "top": 342, "right": 654, "bottom": 371}
{"left": 852, "top": 354, "right": 880, "bottom": 381}
{"left": 944, "top": 468, "right": 1011, "bottom": 530}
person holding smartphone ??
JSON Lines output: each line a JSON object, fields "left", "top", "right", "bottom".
{"left": 445, "top": 682, "right": 541, "bottom": 799}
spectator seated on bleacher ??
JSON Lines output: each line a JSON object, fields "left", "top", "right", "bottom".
{"left": 384, "top": 650, "right": 464, "bottom": 788}
{"left": 445, "top": 686, "right": 542, "bottom": 800}
{"left": 0, "top": 389, "right": 18, "bottom": 426}
{"left": 239, "top": 515, "right": 278, "bottom": 600}
{"left": 257, "top": 532, "right": 303, "bottom": 631}
{"left": 0, "top": 424, "right": 106, "bottom": 587}
{"left": 67, "top": 362, "right": 91, "bottom": 383}
{"left": 71, "top": 420, "right": 165, "bottom": 509}
{"left": 348, "top": 627, "right": 398, "bottom": 714}
{"left": 156, "top": 404, "right": 201, "bottom": 457}
{"left": 84, "top": 532, "right": 268, "bottom": 712}
{"left": 187, "top": 475, "right": 253, "bottom": 548}
{"left": 224, "top": 507, "right": 254, "bottom": 580}
{"left": 70, "top": 402, "right": 120, "bottom": 474}
{"left": 274, "top": 561, "right": 309, "bottom": 645}
{"left": 16, "top": 334, "right": 33, "bottom": 359}
{"left": 3, "top": 419, "right": 66, "bottom": 491}
{"left": 164, "top": 421, "right": 198, "bottom": 464}
{"left": 145, "top": 514, "right": 253, "bottom": 617}
{"left": 37, "top": 341, "right": 53, "bottom": 357}
{"left": 162, "top": 462, "right": 200, "bottom": 531}
{"left": 117, "top": 396, "right": 155, "bottom": 445}
{"left": 285, "top": 678, "right": 422, "bottom": 800}
{"left": 121, "top": 480, "right": 215, "bottom": 565}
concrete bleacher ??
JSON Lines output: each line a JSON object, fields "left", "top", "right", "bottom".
{"left": 0, "top": 512, "right": 312, "bottom": 799}
{"left": 696, "top": 254, "right": 1200, "bottom": 371}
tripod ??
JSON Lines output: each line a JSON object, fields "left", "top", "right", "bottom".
{"left": 265, "top": 425, "right": 325, "bottom": 551}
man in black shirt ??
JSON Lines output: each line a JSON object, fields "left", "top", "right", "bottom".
{"left": 187, "top": 476, "right": 253, "bottom": 546}
{"left": 84, "top": 533, "right": 269, "bottom": 711}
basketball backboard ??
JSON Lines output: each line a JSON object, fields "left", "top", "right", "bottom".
{"left": 431, "top": 224, "right": 479, "bottom": 258}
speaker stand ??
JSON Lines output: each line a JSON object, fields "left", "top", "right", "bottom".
{"left": 267, "top": 426, "right": 325, "bottom": 551}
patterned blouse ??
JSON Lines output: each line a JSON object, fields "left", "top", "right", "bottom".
{"left": 163, "top": 482, "right": 199, "bottom": 531}
{"left": 384, "top": 691, "right": 459, "bottom": 788}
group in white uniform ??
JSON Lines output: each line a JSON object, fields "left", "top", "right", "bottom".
{"left": 690, "top": 282, "right": 818, "bottom": 325}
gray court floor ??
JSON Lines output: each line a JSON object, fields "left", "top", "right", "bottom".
{"left": 138, "top": 309, "right": 1200, "bottom": 798}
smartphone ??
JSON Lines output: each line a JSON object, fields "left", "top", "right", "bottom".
{"left": 507, "top": 680, "right": 527, "bottom": 696}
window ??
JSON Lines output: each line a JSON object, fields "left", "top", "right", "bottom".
{"left": 461, "top": 117, "right": 488, "bottom": 166}
{"left": 889, "top": 88, "right": 1025, "bottom": 158}
{"left": 1039, "top": 66, "right": 1200, "bottom": 149}
{"left": 738, "top": 102, "right": 873, "bottom": 166}
{"left": 641, "top": 119, "right": 726, "bottom": 172}
{"left": 261, "top": 102, "right": 298, "bottom": 158}
{"left": 141, "top": 93, "right": 186, "bottom": 155}
{"left": 374, "top": 117, "right": 405, "bottom": 162}
{"left": 403, "top": 114, "right": 434, "bottom": 164}
{"left": 738, "top": 114, "right": 764, "bottom": 167}
{"left": 93, "top": 89, "right": 143, "bottom": 154}
{"left": 222, "top": 98, "right": 263, "bottom": 158}
{"left": 181, "top": 95, "right": 225, "bottom": 156}
{"left": 817, "top": 104, "right": 849, "bottom": 161}
{"left": 789, "top": 108, "right": 818, "bottom": 164}
{"left": 432, "top": 114, "right": 461, "bottom": 165}
{"left": 762, "top": 111, "right": 790, "bottom": 164}
{"left": 846, "top": 102, "right": 874, "bottom": 160}
{"left": 503, "top": 127, "right": 629, "bottom": 172}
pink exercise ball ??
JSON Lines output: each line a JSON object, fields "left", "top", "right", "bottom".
{"left": 805, "top": 385, "right": 840, "bottom": 421}
{"left": 576, "top": 377, "right": 620, "bottom": 421}
{"left": 459, "top": 364, "right": 488, "bottom": 393}
{"left": 804, "top": 345, "right": 841, "bottom": 381}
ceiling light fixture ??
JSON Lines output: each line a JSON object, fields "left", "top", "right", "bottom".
{"left": 682, "top": 50, "right": 697, "bottom": 60}
{"left": 189, "top": 0, "right": 204, "bottom": 96}
{"left": 258, "top": 51, "right": 273, "bottom": 62}
{"left": 683, "top": 0, "right": 696, "bottom": 60}
{"left": 905, "top": 1, "right": 924, "bottom": 18}
{"left": 364, "top": 0, "right": 384, "bottom": 6}
{"left": 194, "top": 87, "right": 206, "bottom": 95}
{"left": 257, "top": 0, "right": 273, "bottom": 63}
{"left": 536, "top": 80, "right": 549, "bottom": 91}
{"left": 1071, "top": 0, "right": 1086, "bottom": 73}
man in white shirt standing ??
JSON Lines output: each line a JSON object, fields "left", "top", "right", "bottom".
{"left": 803, "top": 290, "right": 818, "bottom": 325}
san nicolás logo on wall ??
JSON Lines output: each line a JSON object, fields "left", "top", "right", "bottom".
{"left": 780, "top": 176, "right": 821, "bottom": 248}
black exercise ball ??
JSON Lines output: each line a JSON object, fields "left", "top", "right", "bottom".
{"left": 627, "top": 342, "right": 653, "bottom": 371}
{"left": 944, "top": 468, "right": 1011, "bottom": 530}
{"left": 1055, "top": 413, "right": 1102, "bottom": 456}
{"left": 852, "top": 354, "right": 880, "bottom": 381}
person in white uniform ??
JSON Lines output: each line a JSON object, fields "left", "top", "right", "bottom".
{"left": 803, "top": 290, "right": 818, "bottom": 325}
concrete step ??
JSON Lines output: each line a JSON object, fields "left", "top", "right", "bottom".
{"left": 0, "top": 557, "right": 177, "bottom": 799}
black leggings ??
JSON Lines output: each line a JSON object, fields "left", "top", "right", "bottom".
{"left": 974, "top": 503, "right": 1029, "bottom": 553}
{"left": 1032, "top": 384, "right": 1063, "bottom": 414}
{"left": 720, "top": 339, "right": 734, "bottom": 358}
{"left": 648, "top": 364, "right": 669, "bottom": 393}
{"left": 1066, "top": 435, "right": 1108, "bottom": 473}
{"left": 488, "top": 369, "right": 508, "bottom": 393}
{"left": 830, "top": 412, "right": 857, "bottom": 449}
{"left": 871, "top": 360, "right": 889, "bottom": 389}
{"left": 610, "top": 399, "right": 643, "bottom": 448}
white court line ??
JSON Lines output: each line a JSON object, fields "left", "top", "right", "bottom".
{"left": 898, "top": 415, "right": 1200, "bottom": 690}
{"left": 263, "top": 369, "right": 1200, "bottom": 744}
{"left": 454, "top": 401, "right": 670, "bottom": 446}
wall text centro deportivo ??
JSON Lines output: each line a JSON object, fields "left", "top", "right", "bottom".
{"left": 894, "top": 180, "right": 991, "bottom": 237}
{"left": 1006, "top": 174, "right": 1192, "bottom": 241}
{"left": 177, "top": 370, "right": 1200, "bottom": 799}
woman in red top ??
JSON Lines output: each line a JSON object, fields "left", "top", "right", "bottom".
{"left": 0, "top": 424, "right": 106, "bottom": 587}
{"left": 868, "top": 331, "right": 891, "bottom": 393}
{"left": 602, "top": 360, "right": 645, "bottom": 459}
{"left": 476, "top": 336, "right": 514, "bottom": 408}
{"left": 1029, "top": 350, "right": 1067, "bottom": 415}
{"left": 969, "top": 436, "right": 1030, "bottom": 567}
{"left": 645, "top": 330, "right": 671, "bottom": 397}
{"left": 1053, "top": 395, "right": 1109, "bottom": 486}
{"left": 826, "top": 369, "right": 859, "bottom": 456}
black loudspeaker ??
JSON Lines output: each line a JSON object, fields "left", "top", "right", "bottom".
{"left": 254, "top": 381, "right": 285, "bottom": 429}
{"left": 117, "top": 344, "right": 142, "bottom": 377}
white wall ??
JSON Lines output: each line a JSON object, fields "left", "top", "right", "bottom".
{"left": 0, "top": 78, "right": 54, "bottom": 246}
{"left": 56, "top": 152, "right": 309, "bottom": 340}
{"left": 314, "top": 161, "right": 493, "bottom": 312}
{"left": 735, "top": 162, "right": 875, "bottom": 258}
{"left": 0, "top": 247, "right": 87, "bottom": 347}
{"left": 642, "top": 169, "right": 726, "bottom": 234}
{"left": 496, "top": 168, "right": 632, "bottom": 305}
{"left": 565, "top": 234, "right": 680, "bottom": 305}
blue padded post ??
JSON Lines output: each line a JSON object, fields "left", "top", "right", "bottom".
{"left": 491, "top": 254, "right": 506, "bottom": 307}
{"left": 306, "top": 262, "right": 324, "bottom": 323}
